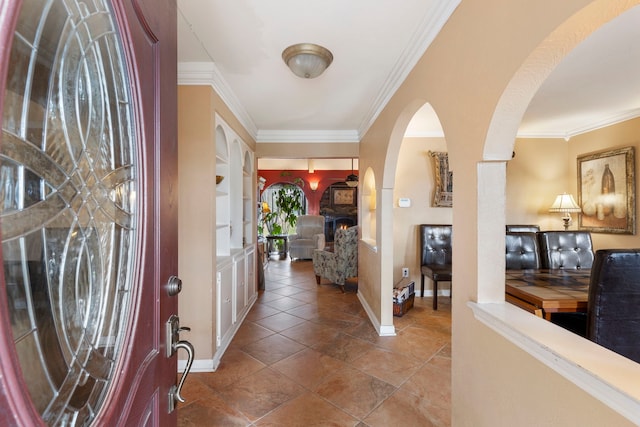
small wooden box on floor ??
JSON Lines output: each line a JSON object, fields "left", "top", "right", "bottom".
{"left": 393, "top": 280, "right": 415, "bottom": 317}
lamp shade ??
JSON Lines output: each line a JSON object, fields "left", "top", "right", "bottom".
{"left": 282, "top": 43, "right": 333, "bottom": 79}
{"left": 549, "top": 193, "right": 581, "bottom": 213}
{"left": 344, "top": 158, "right": 358, "bottom": 187}
{"left": 345, "top": 174, "right": 358, "bottom": 187}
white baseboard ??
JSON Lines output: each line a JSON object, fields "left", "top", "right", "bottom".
{"left": 177, "top": 293, "right": 258, "bottom": 374}
{"left": 418, "top": 289, "right": 451, "bottom": 297}
{"left": 179, "top": 358, "right": 216, "bottom": 372}
{"left": 357, "top": 291, "right": 396, "bottom": 336}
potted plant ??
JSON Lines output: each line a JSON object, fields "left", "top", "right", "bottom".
{"left": 262, "top": 184, "right": 304, "bottom": 234}
{"left": 260, "top": 183, "right": 304, "bottom": 259}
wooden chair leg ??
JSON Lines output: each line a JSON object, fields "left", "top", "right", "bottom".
{"left": 433, "top": 280, "right": 438, "bottom": 310}
{"left": 421, "top": 274, "right": 425, "bottom": 297}
{"left": 315, "top": 275, "right": 321, "bottom": 285}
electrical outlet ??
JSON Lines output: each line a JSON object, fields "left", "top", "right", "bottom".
{"left": 402, "top": 267, "right": 409, "bottom": 278}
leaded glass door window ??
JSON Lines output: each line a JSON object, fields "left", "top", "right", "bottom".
{"left": 1, "top": 1, "right": 137, "bottom": 424}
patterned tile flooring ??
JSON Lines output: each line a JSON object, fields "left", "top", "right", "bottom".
{"left": 178, "top": 259, "right": 451, "bottom": 426}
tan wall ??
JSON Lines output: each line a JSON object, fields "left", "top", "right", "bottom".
{"left": 358, "top": 241, "right": 382, "bottom": 320}
{"left": 459, "top": 319, "right": 629, "bottom": 425}
{"left": 507, "top": 117, "right": 640, "bottom": 251}
{"left": 178, "top": 86, "right": 216, "bottom": 358}
{"left": 393, "top": 137, "right": 451, "bottom": 289}
{"left": 507, "top": 138, "right": 570, "bottom": 230}
{"left": 178, "top": 85, "right": 257, "bottom": 361}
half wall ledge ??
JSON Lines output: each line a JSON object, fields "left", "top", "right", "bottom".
{"left": 468, "top": 301, "right": 640, "bottom": 425}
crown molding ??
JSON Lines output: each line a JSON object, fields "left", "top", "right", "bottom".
{"left": 178, "top": 62, "right": 258, "bottom": 139}
{"left": 517, "top": 108, "right": 640, "bottom": 140}
{"left": 356, "top": 0, "right": 461, "bottom": 138}
{"left": 256, "top": 130, "right": 360, "bottom": 143}
{"left": 515, "top": 130, "right": 572, "bottom": 140}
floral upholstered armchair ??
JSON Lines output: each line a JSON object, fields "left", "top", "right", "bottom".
{"left": 312, "top": 225, "right": 358, "bottom": 292}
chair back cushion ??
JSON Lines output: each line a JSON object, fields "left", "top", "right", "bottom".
{"left": 537, "top": 231, "right": 594, "bottom": 269}
{"left": 505, "top": 232, "right": 540, "bottom": 269}
{"left": 334, "top": 225, "right": 359, "bottom": 263}
{"left": 506, "top": 224, "right": 540, "bottom": 232}
{"left": 312, "top": 225, "right": 358, "bottom": 285}
{"left": 420, "top": 224, "right": 452, "bottom": 266}
{"left": 587, "top": 249, "right": 640, "bottom": 363}
{"left": 295, "top": 215, "right": 325, "bottom": 238}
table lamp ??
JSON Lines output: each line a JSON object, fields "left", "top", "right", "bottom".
{"left": 549, "top": 193, "right": 582, "bottom": 230}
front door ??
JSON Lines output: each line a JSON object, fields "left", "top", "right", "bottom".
{"left": 0, "top": 0, "right": 183, "bottom": 425}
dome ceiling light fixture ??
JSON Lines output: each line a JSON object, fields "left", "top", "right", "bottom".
{"left": 282, "top": 43, "right": 333, "bottom": 79}
{"left": 345, "top": 158, "right": 358, "bottom": 188}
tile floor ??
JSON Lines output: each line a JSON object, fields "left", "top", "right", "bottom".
{"left": 178, "top": 259, "right": 451, "bottom": 426}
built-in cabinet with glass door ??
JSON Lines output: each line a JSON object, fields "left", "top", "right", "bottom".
{"left": 214, "top": 115, "right": 256, "bottom": 365}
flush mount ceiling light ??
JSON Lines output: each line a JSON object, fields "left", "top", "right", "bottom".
{"left": 282, "top": 43, "right": 333, "bottom": 79}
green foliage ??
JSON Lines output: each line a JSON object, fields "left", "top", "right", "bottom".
{"left": 261, "top": 184, "right": 304, "bottom": 235}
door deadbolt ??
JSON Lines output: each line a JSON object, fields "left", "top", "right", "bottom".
{"left": 166, "top": 276, "right": 182, "bottom": 296}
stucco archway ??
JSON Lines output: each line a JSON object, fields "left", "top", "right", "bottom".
{"left": 380, "top": 100, "right": 446, "bottom": 332}
{"left": 479, "top": 0, "right": 640, "bottom": 302}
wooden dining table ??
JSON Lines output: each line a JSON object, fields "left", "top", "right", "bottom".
{"left": 505, "top": 269, "right": 591, "bottom": 320}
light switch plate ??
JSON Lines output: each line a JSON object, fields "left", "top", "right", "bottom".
{"left": 398, "top": 198, "right": 411, "bottom": 207}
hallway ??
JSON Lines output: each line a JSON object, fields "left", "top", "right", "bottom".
{"left": 178, "top": 260, "right": 451, "bottom": 426}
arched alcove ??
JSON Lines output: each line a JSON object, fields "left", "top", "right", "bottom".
{"left": 362, "top": 168, "right": 376, "bottom": 247}
{"left": 243, "top": 150, "right": 254, "bottom": 245}
{"left": 230, "top": 140, "right": 244, "bottom": 249}
{"left": 215, "top": 124, "right": 230, "bottom": 256}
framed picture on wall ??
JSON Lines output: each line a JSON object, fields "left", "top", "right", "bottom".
{"left": 429, "top": 151, "right": 453, "bottom": 207}
{"left": 577, "top": 146, "right": 635, "bottom": 234}
{"left": 332, "top": 187, "right": 356, "bottom": 206}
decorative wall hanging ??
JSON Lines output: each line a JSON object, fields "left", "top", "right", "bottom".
{"left": 332, "top": 187, "right": 356, "bottom": 207}
{"left": 578, "top": 146, "right": 635, "bottom": 234}
{"left": 429, "top": 151, "right": 453, "bottom": 207}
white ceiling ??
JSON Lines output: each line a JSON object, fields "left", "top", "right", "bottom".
{"left": 177, "top": 0, "right": 460, "bottom": 142}
{"left": 177, "top": 2, "right": 640, "bottom": 145}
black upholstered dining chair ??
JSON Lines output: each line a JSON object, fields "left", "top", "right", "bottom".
{"left": 505, "top": 224, "right": 540, "bottom": 233}
{"left": 505, "top": 232, "right": 540, "bottom": 270}
{"left": 419, "top": 224, "right": 452, "bottom": 310}
{"left": 537, "top": 231, "right": 594, "bottom": 270}
{"left": 586, "top": 249, "right": 640, "bottom": 364}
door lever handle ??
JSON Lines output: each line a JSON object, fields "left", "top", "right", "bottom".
{"left": 173, "top": 340, "right": 194, "bottom": 403}
{"left": 165, "top": 314, "right": 196, "bottom": 413}
{"left": 168, "top": 339, "right": 194, "bottom": 412}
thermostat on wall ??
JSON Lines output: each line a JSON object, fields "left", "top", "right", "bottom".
{"left": 398, "top": 198, "right": 411, "bottom": 208}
